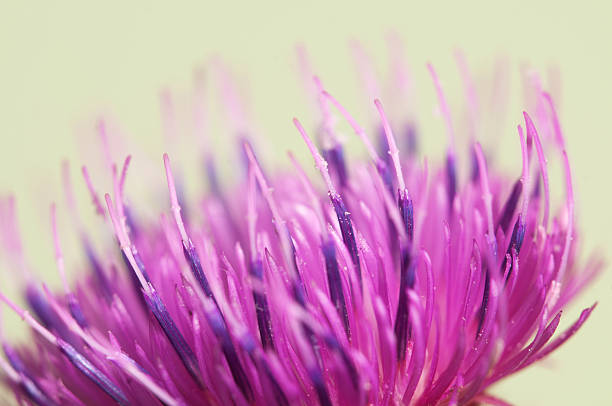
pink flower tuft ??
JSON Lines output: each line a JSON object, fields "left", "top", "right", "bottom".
{"left": 0, "top": 49, "right": 601, "bottom": 406}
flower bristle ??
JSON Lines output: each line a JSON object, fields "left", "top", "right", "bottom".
{"left": 0, "top": 45, "right": 600, "bottom": 406}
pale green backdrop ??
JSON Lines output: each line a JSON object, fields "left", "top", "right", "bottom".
{"left": 0, "top": 1, "right": 610, "bottom": 405}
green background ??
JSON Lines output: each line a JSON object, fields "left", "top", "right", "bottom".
{"left": 0, "top": 2, "right": 610, "bottom": 404}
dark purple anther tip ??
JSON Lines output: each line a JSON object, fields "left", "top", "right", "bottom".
{"left": 393, "top": 245, "right": 415, "bottom": 361}
{"left": 470, "top": 147, "right": 480, "bottom": 183}
{"left": 182, "top": 240, "right": 215, "bottom": 300}
{"left": 398, "top": 189, "right": 414, "bottom": 242}
{"left": 309, "top": 367, "right": 333, "bottom": 406}
{"left": 497, "top": 179, "right": 523, "bottom": 233}
{"left": 376, "top": 160, "right": 395, "bottom": 197}
{"left": 3, "top": 343, "right": 58, "bottom": 406}
{"left": 145, "top": 291, "right": 204, "bottom": 389}
{"left": 501, "top": 216, "right": 526, "bottom": 282}
{"left": 532, "top": 175, "right": 541, "bottom": 198}
{"left": 205, "top": 307, "right": 254, "bottom": 402}
{"left": 321, "top": 238, "right": 351, "bottom": 339}
{"left": 250, "top": 259, "right": 275, "bottom": 350}
{"left": 132, "top": 250, "right": 151, "bottom": 282}
{"left": 330, "top": 194, "right": 362, "bottom": 291}
{"left": 121, "top": 250, "right": 151, "bottom": 307}
{"left": 3, "top": 344, "right": 27, "bottom": 377}
{"left": 67, "top": 294, "right": 88, "bottom": 329}
{"left": 292, "top": 280, "right": 307, "bottom": 308}
{"left": 250, "top": 258, "right": 264, "bottom": 280}
{"left": 25, "top": 286, "right": 68, "bottom": 337}
{"left": 123, "top": 207, "right": 140, "bottom": 240}
{"left": 323, "top": 145, "right": 348, "bottom": 188}
{"left": 323, "top": 334, "right": 359, "bottom": 390}
{"left": 239, "top": 333, "right": 257, "bottom": 355}
{"left": 446, "top": 154, "right": 457, "bottom": 209}
{"left": 83, "top": 239, "right": 112, "bottom": 301}
{"left": 405, "top": 123, "right": 418, "bottom": 157}
{"left": 477, "top": 264, "right": 490, "bottom": 337}
{"left": 220, "top": 343, "right": 254, "bottom": 402}
{"left": 204, "top": 156, "right": 220, "bottom": 195}
{"left": 241, "top": 333, "right": 288, "bottom": 406}
{"left": 513, "top": 217, "right": 526, "bottom": 250}
{"left": 58, "top": 339, "right": 131, "bottom": 406}
{"left": 20, "top": 374, "right": 59, "bottom": 406}
{"left": 479, "top": 215, "right": 527, "bottom": 335}
{"left": 260, "top": 358, "right": 289, "bottom": 406}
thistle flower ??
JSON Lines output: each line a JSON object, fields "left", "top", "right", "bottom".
{"left": 0, "top": 49, "right": 600, "bottom": 406}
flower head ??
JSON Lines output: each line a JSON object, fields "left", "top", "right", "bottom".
{"left": 0, "top": 49, "right": 600, "bottom": 406}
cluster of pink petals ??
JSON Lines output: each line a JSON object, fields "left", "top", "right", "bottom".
{"left": 0, "top": 51, "right": 600, "bottom": 406}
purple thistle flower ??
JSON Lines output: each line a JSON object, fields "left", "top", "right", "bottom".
{"left": 0, "top": 48, "right": 601, "bottom": 406}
